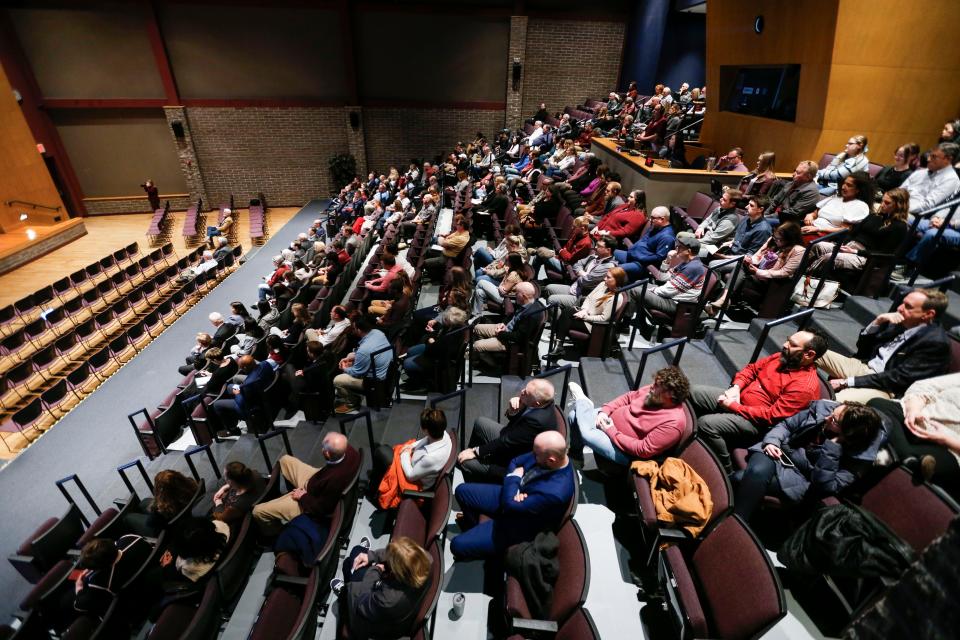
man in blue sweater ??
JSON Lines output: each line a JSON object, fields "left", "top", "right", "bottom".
{"left": 613, "top": 206, "right": 676, "bottom": 280}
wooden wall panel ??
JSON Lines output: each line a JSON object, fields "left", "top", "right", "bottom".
{"left": 51, "top": 109, "right": 186, "bottom": 198}
{"left": 702, "top": 0, "right": 960, "bottom": 171}
{"left": 700, "top": 0, "right": 838, "bottom": 169}
{"left": 8, "top": 6, "right": 164, "bottom": 99}
{"left": 0, "top": 64, "right": 65, "bottom": 231}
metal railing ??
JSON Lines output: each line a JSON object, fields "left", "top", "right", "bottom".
{"left": 55, "top": 474, "right": 100, "bottom": 526}
{"left": 430, "top": 388, "right": 467, "bottom": 452}
{"left": 631, "top": 337, "right": 688, "bottom": 391}
{"left": 117, "top": 459, "right": 153, "bottom": 501}
{"left": 257, "top": 429, "right": 293, "bottom": 473}
{"left": 748, "top": 308, "right": 815, "bottom": 365}
{"left": 339, "top": 408, "right": 375, "bottom": 449}
{"left": 185, "top": 444, "right": 221, "bottom": 483}
{"left": 5, "top": 199, "right": 61, "bottom": 212}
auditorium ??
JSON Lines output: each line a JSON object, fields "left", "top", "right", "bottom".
{"left": 0, "top": 0, "right": 958, "bottom": 638}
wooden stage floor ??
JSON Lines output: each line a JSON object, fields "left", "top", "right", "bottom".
{"left": 0, "top": 207, "right": 300, "bottom": 307}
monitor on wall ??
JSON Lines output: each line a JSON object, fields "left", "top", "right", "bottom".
{"left": 719, "top": 64, "right": 801, "bottom": 122}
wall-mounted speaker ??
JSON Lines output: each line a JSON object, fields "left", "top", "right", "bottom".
{"left": 171, "top": 121, "right": 185, "bottom": 139}
{"left": 349, "top": 111, "right": 361, "bottom": 131}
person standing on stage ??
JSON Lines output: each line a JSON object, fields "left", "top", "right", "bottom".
{"left": 141, "top": 179, "right": 161, "bottom": 211}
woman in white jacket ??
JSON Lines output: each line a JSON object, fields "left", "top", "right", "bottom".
{"left": 548, "top": 267, "right": 627, "bottom": 359}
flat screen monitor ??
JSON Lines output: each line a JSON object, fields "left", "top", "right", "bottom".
{"left": 719, "top": 64, "right": 801, "bottom": 122}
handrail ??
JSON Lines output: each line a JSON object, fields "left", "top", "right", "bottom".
{"left": 631, "top": 337, "right": 688, "bottom": 391}
{"left": 257, "top": 429, "right": 293, "bottom": 474}
{"left": 748, "top": 308, "right": 815, "bottom": 365}
{"left": 707, "top": 255, "right": 745, "bottom": 330}
{"left": 888, "top": 274, "right": 957, "bottom": 312}
{"left": 430, "top": 388, "right": 467, "bottom": 452}
{"left": 81, "top": 193, "right": 189, "bottom": 203}
{"left": 184, "top": 444, "right": 221, "bottom": 483}
{"left": 906, "top": 201, "right": 959, "bottom": 286}
{"left": 5, "top": 199, "right": 60, "bottom": 212}
{"left": 535, "top": 364, "right": 574, "bottom": 407}
{"left": 803, "top": 231, "right": 847, "bottom": 308}
{"left": 117, "top": 459, "right": 153, "bottom": 501}
{"left": 776, "top": 229, "right": 848, "bottom": 317}
{"left": 339, "top": 408, "right": 375, "bottom": 449}
{"left": 55, "top": 474, "right": 100, "bottom": 526}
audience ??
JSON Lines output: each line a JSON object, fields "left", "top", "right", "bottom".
{"left": 458, "top": 379, "right": 556, "bottom": 483}
{"left": 817, "top": 135, "right": 870, "bottom": 195}
{"left": 690, "top": 331, "right": 827, "bottom": 472}
{"left": 764, "top": 160, "right": 821, "bottom": 224}
{"left": 211, "top": 461, "right": 265, "bottom": 529}
{"left": 252, "top": 432, "right": 360, "bottom": 537}
{"left": 333, "top": 316, "right": 393, "bottom": 414}
{"left": 568, "top": 367, "right": 690, "bottom": 465}
{"left": 613, "top": 205, "right": 676, "bottom": 280}
{"left": 734, "top": 401, "right": 884, "bottom": 521}
{"left": 818, "top": 288, "right": 951, "bottom": 403}
{"left": 694, "top": 189, "right": 741, "bottom": 256}
{"left": 452, "top": 430, "right": 574, "bottom": 560}
{"left": 371, "top": 408, "right": 453, "bottom": 508}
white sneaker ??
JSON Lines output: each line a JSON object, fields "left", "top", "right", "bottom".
{"left": 568, "top": 381, "right": 587, "bottom": 402}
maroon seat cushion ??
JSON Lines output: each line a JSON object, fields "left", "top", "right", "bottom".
{"left": 274, "top": 551, "right": 305, "bottom": 577}
{"left": 76, "top": 507, "right": 119, "bottom": 547}
{"left": 17, "top": 518, "right": 58, "bottom": 555}
{"left": 505, "top": 575, "right": 532, "bottom": 619}
{"left": 147, "top": 603, "right": 195, "bottom": 640}
{"left": 732, "top": 448, "right": 750, "bottom": 471}
{"left": 62, "top": 614, "right": 98, "bottom": 640}
{"left": 249, "top": 588, "right": 299, "bottom": 640}
{"left": 632, "top": 475, "right": 659, "bottom": 527}
{"left": 393, "top": 499, "right": 428, "bottom": 545}
{"left": 663, "top": 545, "right": 708, "bottom": 637}
{"left": 19, "top": 559, "right": 73, "bottom": 610}
{"left": 862, "top": 468, "right": 957, "bottom": 552}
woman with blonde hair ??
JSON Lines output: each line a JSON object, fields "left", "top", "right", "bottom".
{"left": 739, "top": 151, "right": 778, "bottom": 196}
{"left": 334, "top": 536, "right": 433, "bottom": 639}
{"left": 548, "top": 267, "right": 628, "bottom": 360}
{"left": 816, "top": 134, "right": 870, "bottom": 195}
{"left": 808, "top": 187, "right": 910, "bottom": 275}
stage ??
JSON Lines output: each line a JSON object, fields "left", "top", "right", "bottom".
{"left": 0, "top": 218, "right": 87, "bottom": 275}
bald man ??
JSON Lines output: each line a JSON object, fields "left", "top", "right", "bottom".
{"left": 253, "top": 432, "right": 361, "bottom": 536}
{"left": 458, "top": 378, "right": 557, "bottom": 483}
{"left": 452, "top": 431, "right": 575, "bottom": 560}
{"left": 471, "top": 282, "right": 547, "bottom": 372}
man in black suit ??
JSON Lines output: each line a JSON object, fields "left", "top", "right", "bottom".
{"left": 818, "top": 288, "right": 951, "bottom": 403}
{"left": 213, "top": 355, "right": 276, "bottom": 436}
{"left": 457, "top": 378, "right": 557, "bottom": 483}
{"left": 471, "top": 282, "right": 546, "bottom": 372}
{"left": 209, "top": 311, "right": 237, "bottom": 349}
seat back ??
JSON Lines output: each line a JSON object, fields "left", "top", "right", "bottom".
{"left": 688, "top": 515, "right": 785, "bottom": 639}
{"left": 407, "top": 538, "right": 444, "bottom": 638}
{"left": 557, "top": 608, "right": 601, "bottom": 640}
{"left": 548, "top": 519, "right": 590, "bottom": 624}
{"left": 948, "top": 334, "right": 960, "bottom": 374}
{"left": 818, "top": 153, "right": 836, "bottom": 169}
{"left": 24, "top": 504, "right": 86, "bottom": 570}
{"left": 216, "top": 514, "right": 256, "bottom": 603}
{"left": 860, "top": 466, "right": 960, "bottom": 552}
{"left": 679, "top": 438, "right": 733, "bottom": 525}
{"left": 685, "top": 192, "right": 718, "bottom": 221}
{"left": 426, "top": 475, "right": 453, "bottom": 544}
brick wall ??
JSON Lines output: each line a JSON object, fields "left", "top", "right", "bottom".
{"left": 362, "top": 107, "right": 506, "bottom": 174}
{"left": 519, "top": 18, "right": 626, "bottom": 125}
{"left": 186, "top": 107, "right": 349, "bottom": 208}
{"left": 85, "top": 195, "right": 192, "bottom": 215}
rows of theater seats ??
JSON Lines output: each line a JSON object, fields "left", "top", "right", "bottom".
{"left": 0, "top": 242, "right": 242, "bottom": 457}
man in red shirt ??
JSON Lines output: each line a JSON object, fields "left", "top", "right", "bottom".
{"left": 690, "top": 330, "right": 827, "bottom": 472}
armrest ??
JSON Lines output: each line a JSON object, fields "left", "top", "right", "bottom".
{"left": 401, "top": 489, "right": 436, "bottom": 499}
{"left": 157, "top": 405, "right": 169, "bottom": 411}
{"left": 511, "top": 617, "right": 559, "bottom": 634}
{"left": 273, "top": 574, "right": 309, "bottom": 587}
{"left": 657, "top": 527, "right": 692, "bottom": 542}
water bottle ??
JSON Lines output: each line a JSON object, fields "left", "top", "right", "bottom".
{"left": 450, "top": 592, "right": 466, "bottom": 620}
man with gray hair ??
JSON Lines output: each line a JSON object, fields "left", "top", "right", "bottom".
{"left": 208, "top": 311, "right": 236, "bottom": 348}
{"left": 457, "top": 378, "right": 558, "bottom": 483}
{"left": 212, "top": 236, "right": 232, "bottom": 261}
{"left": 764, "top": 160, "right": 821, "bottom": 224}
{"left": 901, "top": 142, "right": 960, "bottom": 268}
{"left": 472, "top": 282, "right": 546, "bottom": 369}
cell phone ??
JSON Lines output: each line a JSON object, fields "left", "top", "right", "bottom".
{"left": 778, "top": 456, "right": 796, "bottom": 468}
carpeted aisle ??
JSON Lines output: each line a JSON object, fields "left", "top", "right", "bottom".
{"left": 0, "top": 200, "right": 327, "bottom": 623}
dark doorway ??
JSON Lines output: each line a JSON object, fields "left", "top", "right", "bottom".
{"left": 43, "top": 155, "right": 77, "bottom": 219}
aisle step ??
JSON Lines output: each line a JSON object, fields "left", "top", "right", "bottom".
{"left": 578, "top": 358, "right": 629, "bottom": 406}
{"left": 622, "top": 340, "right": 732, "bottom": 389}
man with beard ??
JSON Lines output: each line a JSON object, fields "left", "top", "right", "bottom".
{"left": 566, "top": 367, "right": 691, "bottom": 465}
{"left": 689, "top": 331, "right": 827, "bottom": 472}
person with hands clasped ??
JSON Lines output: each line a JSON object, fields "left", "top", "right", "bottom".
{"left": 689, "top": 331, "right": 827, "bottom": 472}
{"left": 451, "top": 431, "right": 575, "bottom": 560}
{"left": 733, "top": 401, "right": 885, "bottom": 521}
{"left": 332, "top": 536, "right": 433, "bottom": 640}
{"left": 817, "top": 288, "right": 951, "bottom": 403}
